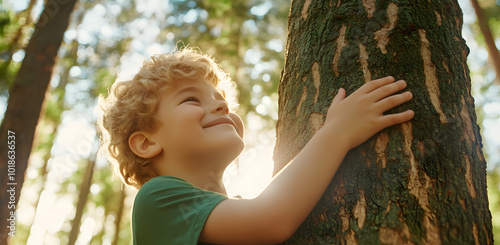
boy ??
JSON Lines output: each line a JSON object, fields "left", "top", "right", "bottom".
{"left": 99, "top": 48, "right": 413, "bottom": 244}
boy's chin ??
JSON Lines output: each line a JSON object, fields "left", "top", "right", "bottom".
{"left": 207, "top": 129, "right": 244, "bottom": 145}
{"left": 218, "top": 136, "right": 245, "bottom": 154}
{"left": 209, "top": 137, "right": 245, "bottom": 161}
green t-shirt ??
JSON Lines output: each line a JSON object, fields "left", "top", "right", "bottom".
{"left": 132, "top": 176, "right": 227, "bottom": 245}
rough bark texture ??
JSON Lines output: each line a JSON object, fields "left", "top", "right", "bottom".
{"left": 273, "top": 0, "right": 493, "bottom": 244}
{"left": 0, "top": 0, "right": 78, "bottom": 243}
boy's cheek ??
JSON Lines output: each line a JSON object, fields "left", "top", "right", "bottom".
{"left": 176, "top": 105, "right": 205, "bottom": 118}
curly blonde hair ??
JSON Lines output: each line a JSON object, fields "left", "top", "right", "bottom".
{"left": 99, "top": 48, "right": 236, "bottom": 189}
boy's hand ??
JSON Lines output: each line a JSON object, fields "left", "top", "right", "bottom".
{"left": 324, "top": 76, "right": 414, "bottom": 149}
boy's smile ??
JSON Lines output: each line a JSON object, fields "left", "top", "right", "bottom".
{"left": 204, "top": 117, "right": 237, "bottom": 129}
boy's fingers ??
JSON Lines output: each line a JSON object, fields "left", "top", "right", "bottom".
{"left": 331, "top": 88, "right": 346, "bottom": 105}
{"left": 375, "top": 91, "right": 412, "bottom": 112}
{"left": 361, "top": 76, "right": 395, "bottom": 93}
{"left": 371, "top": 80, "right": 407, "bottom": 102}
{"left": 379, "top": 110, "right": 414, "bottom": 127}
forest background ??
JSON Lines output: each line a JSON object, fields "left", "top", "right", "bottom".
{"left": 0, "top": 0, "right": 499, "bottom": 244}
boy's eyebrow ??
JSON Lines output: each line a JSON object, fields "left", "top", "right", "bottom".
{"left": 172, "top": 86, "right": 202, "bottom": 99}
{"left": 172, "top": 86, "right": 225, "bottom": 100}
{"left": 177, "top": 86, "right": 201, "bottom": 94}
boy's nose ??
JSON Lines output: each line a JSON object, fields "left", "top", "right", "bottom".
{"left": 212, "top": 100, "right": 229, "bottom": 114}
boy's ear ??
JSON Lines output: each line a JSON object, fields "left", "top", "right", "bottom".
{"left": 129, "top": 131, "right": 162, "bottom": 158}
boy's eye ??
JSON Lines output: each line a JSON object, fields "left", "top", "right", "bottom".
{"left": 181, "top": 96, "right": 201, "bottom": 104}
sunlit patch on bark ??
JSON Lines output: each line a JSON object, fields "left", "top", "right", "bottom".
{"left": 483, "top": 225, "right": 491, "bottom": 245}
{"left": 302, "top": 0, "right": 312, "bottom": 19}
{"left": 375, "top": 132, "right": 389, "bottom": 169}
{"left": 343, "top": 230, "right": 358, "bottom": 245}
{"left": 464, "top": 156, "right": 477, "bottom": 199}
{"left": 435, "top": 11, "right": 442, "bottom": 26}
{"left": 473, "top": 223, "right": 480, "bottom": 245}
{"left": 339, "top": 207, "right": 350, "bottom": 232}
{"left": 374, "top": 2, "right": 398, "bottom": 54}
{"left": 477, "top": 145, "right": 485, "bottom": 162}
{"left": 296, "top": 85, "right": 307, "bottom": 115}
{"left": 309, "top": 112, "right": 324, "bottom": 133}
{"left": 362, "top": 0, "right": 376, "bottom": 18}
{"left": 379, "top": 225, "right": 414, "bottom": 245}
{"left": 418, "top": 29, "right": 447, "bottom": 123}
{"left": 333, "top": 25, "right": 347, "bottom": 75}
{"left": 442, "top": 61, "right": 450, "bottom": 73}
{"left": 353, "top": 190, "right": 367, "bottom": 229}
{"left": 460, "top": 96, "right": 477, "bottom": 149}
{"left": 358, "top": 43, "right": 372, "bottom": 82}
{"left": 384, "top": 200, "right": 391, "bottom": 215}
{"left": 402, "top": 122, "right": 441, "bottom": 244}
{"left": 460, "top": 198, "right": 466, "bottom": 210}
{"left": 459, "top": 96, "right": 486, "bottom": 198}
{"left": 312, "top": 62, "right": 321, "bottom": 103}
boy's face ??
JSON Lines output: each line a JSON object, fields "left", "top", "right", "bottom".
{"left": 151, "top": 78, "right": 245, "bottom": 164}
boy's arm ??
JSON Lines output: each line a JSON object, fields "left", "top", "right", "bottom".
{"left": 200, "top": 76, "right": 414, "bottom": 244}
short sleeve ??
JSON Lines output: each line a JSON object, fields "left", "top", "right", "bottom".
{"left": 132, "top": 176, "right": 227, "bottom": 245}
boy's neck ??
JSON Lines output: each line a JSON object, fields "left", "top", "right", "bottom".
{"left": 159, "top": 164, "right": 227, "bottom": 195}
{"left": 154, "top": 155, "right": 230, "bottom": 196}
{"left": 183, "top": 172, "right": 227, "bottom": 195}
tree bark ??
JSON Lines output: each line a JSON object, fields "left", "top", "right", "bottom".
{"left": 273, "top": 0, "right": 493, "bottom": 244}
{"left": 0, "top": 0, "right": 78, "bottom": 243}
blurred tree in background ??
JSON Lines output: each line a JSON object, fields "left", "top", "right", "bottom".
{"left": 0, "top": 0, "right": 498, "bottom": 244}
{"left": 0, "top": 0, "right": 78, "bottom": 243}
{"left": 470, "top": 0, "right": 500, "bottom": 83}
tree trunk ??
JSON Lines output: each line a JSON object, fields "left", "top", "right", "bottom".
{"left": 469, "top": 0, "right": 500, "bottom": 84}
{"left": 27, "top": 33, "right": 77, "bottom": 235}
{"left": 112, "top": 188, "right": 126, "bottom": 245}
{"left": 273, "top": 0, "right": 493, "bottom": 244}
{"left": 0, "top": 0, "right": 78, "bottom": 243}
{"left": 68, "top": 139, "right": 98, "bottom": 245}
